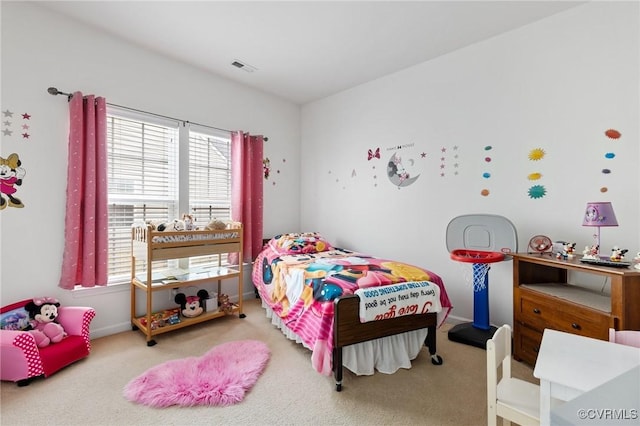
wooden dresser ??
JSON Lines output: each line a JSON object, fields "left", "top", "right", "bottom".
{"left": 511, "top": 253, "right": 640, "bottom": 365}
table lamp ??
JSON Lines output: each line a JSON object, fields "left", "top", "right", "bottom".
{"left": 582, "top": 201, "right": 618, "bottom": 255}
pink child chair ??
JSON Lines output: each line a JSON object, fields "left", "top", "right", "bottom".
{"left": 609, "top": 328, "right": 640, "bottom": 348}
{"left": 0, "top": 299, "right": 95, "bottom": 386}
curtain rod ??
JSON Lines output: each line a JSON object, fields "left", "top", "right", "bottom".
{"left": 47, "top": 87, "right": 268, "bottom": 141}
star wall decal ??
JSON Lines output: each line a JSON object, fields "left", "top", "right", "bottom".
{"left": 2, "top": 129, "right": 12, "bottom": 136}
{"left": 2, "top": 110, "right": 13, "bottom": 117}
{"left": 22, "top": 113, "right": 31, "bottom": 120}
{"left": 22, "top": 132, "right": 30, "bottom": 139}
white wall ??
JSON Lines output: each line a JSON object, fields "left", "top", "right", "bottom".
{"left": 2, "top": 2, "right": 638, "bottom": 339}
{"left": 0, "top": 2, "right": 301, "bottom": 337}
{"left": 300, "top": 2, "right": 640, "bottom": 328}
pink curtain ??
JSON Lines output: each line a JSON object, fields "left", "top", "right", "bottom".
{"left": 230, "top": 131, "right": 264, "bottom": 264}
{"left": 59, "top": 92, "right": 108, "bottom": 289}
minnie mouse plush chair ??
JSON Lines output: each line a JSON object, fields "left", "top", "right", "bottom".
{"left": 0, "top": 297, "right": 95, "bottom": 386}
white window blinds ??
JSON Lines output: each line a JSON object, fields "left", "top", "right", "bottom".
{"left": 188, "top": 125, "right": 231, "bottom": 227}
{"left": 106, "top": 107, "right": 232, "bottom": 283}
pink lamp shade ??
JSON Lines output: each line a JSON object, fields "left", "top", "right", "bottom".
{"left": 582, "top": 202, "right": 618, "bottom": 254}
{"left": 582, "top": 202, "right": 618, "bottom": 227}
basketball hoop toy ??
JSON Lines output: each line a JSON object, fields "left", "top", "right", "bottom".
{"left": 450, "top": 249, "right": 505, "bottom": 331}
{"left": 445, "top": 214, "right": 518, "bottom": 349}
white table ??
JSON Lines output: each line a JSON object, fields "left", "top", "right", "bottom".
{"left": 550, "top": 366, "right": 640, "bottom": 425}
{"left": 533, "top": 329, "right": 640, "bottom": 426}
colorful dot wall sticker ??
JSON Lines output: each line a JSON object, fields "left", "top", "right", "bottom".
{"left": 605, "top": 129, "right": 621, "bottom": 139}
{"left": 600, "top": 187, "right": 608, "bottom": 193}
{"left": 528, "top": 148, "right": 545, "bottom": 161}
{"left": 481, "top": 146, "right": 493, "bottom": 196}
{"left": 528, "top": 185, "right": 546, "bottom": 199}
{"left": 527, "top": 172, "right": 542, "bottom": 181}
{"left": 602, "top": 168, "right": 611, "bottom": 174}
{"left": 605, "top": 152, "right": 615, "bottom": 159}
{"left": 527, "top": 147, "right": 547, "bottom": 199}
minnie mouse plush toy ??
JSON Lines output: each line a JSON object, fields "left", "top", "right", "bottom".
{"left": 24, "top": 297, "right": 67, "bottom": 348}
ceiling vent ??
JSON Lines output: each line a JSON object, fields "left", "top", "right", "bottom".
{"left": 231, "top": 60, "right": 257, "bottom": 73}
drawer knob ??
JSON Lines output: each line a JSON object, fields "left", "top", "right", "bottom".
{"left": 533, "top": 308, "right": 541, "bottom": 314}
{"left": 571, "top": 323, "right": 581, "bottom": 330}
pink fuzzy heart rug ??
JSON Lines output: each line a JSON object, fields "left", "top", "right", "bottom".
{"left": 123, "top": 340, "right": 270, "bottom": 407}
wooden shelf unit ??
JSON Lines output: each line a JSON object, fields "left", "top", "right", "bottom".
{"left": 130, "top": 225, "right": 244, "bottom": 346}
{"left": 512, "top": 253, "right": 640, "bottom": 365}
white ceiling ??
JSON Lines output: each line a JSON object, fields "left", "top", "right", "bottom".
{"left": 35, "top": 1, "right": 586, "bottom": 105}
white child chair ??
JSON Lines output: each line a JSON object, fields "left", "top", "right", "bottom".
{"left": 487, "top": 324, "right": 540, "bottom": 426}
{"left": 609, "top": 328, "right": 640, "bottom": 348}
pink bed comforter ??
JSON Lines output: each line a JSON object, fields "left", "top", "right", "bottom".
{"left": 252, "top": 234, "right": 452, "bottom": 375}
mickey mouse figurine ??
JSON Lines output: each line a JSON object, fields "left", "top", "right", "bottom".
{"left": 24, "top": 297, "right": 67, "bottom": 347}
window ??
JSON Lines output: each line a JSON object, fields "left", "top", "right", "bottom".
{"left": 106, "top": 108, "right": 231, "bottom": 284}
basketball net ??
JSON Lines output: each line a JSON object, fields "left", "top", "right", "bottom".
{"left": 458, "top": 262, "right": 492, "bottom": 292}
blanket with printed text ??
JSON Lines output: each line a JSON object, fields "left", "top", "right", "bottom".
{"left": 251, "top": 233, "right": 452, "bottom": 375}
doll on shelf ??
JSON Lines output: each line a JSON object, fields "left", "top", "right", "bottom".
{"left": 557, "top": 242, "right": 577, "bottom": 260}
{"left": 582, "top": 244, "right": 599, "bottom": 259}
{"left": 610, "top": 247, "right": 628, "bottom": 262}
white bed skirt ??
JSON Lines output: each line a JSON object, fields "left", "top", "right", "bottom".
{"left": 261, "top": 299, "right": 429, "bottom": 376}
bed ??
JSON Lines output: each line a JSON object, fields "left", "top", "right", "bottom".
{"left": 252, "top": 232, "right": 452, "bottom": 391}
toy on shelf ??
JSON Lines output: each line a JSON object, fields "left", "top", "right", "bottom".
{"left": 582, "top": 244, "right": 600, "bottom": 259}
{"left": 138, "top": 308, "right": 180, "bottom": 330}
{"left": 218, "top": 293, "right": 234, "bottom": 315}
{"left": 633, "top": 252, "right": 640, "bottom": 270}
{"left": 175, "top": 289, "right": 209, "bottom": 318}
{"left": 610, "top": 246, "right": 629, "bottom": 262}
{"left": 556, "top": 242, "right": 576, "bottom": 260}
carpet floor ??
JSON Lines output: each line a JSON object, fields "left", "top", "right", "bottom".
{"left": 0, "top": 297, "right": 536, "bottom": 425}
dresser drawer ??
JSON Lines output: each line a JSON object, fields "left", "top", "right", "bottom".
{"left": 513, "top": 322, "right": 543, "bottom": 365}
{"left": 517, "top": 289, "right": 610, "bottom": 339}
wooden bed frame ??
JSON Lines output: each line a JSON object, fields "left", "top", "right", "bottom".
{"left": 333, "top": 294, "right": 442, "bottom": 391}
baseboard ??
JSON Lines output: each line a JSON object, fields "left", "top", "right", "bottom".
{"left": 90, "top": 322, "right": 132, "bottom": 339}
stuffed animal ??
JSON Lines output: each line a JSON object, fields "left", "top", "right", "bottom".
{"left": 181, "top": 213, "right": 197, "bottom": 230}
{"left": 24, "top": 297, "right": 67, "bottom": 348}
{"left": 205, "top": 219, "right": 227, "bottom": 231}
{"left": 157, "top": 219, "right": 186, "bottom": 232}
{"left": 144, "top": 219, "right": 164, "bottom": 230}
{"left": 218, "top": 293, "right": 234, "bottom": 315}
{"left": 174, "top": 289, "right": 209, "bottom": 318}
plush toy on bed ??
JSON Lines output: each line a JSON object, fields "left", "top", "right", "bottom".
{"left": 157, "top": 219, "right": 186, "bottom": 232}
{"left": 181, "top": 213, "right": 197, "bottom": 230}
{"left": 174, "top": 289, "right": 209, "bottom": 318}
{"left": 24, "top": 297, "right": 67, "bottom": 348}
{"left": 205, "top": 219, "right": 227, "bottom": 231}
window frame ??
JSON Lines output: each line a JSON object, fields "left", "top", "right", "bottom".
{"left": 105, "top": 107, "right": 232, "bottom": 285}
